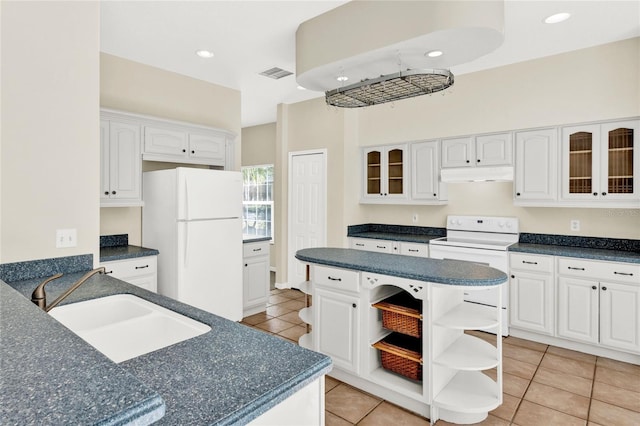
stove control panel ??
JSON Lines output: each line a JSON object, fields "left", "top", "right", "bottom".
{"left": 446, "top": 215, "right": 519, "bottom": 234}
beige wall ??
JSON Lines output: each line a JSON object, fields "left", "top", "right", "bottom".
{"left": 1, "top": 1, "right": 100, "bottom": 264}
{"left": 99, "top": 53, "right": 241, "bottom": 245}
{"left": 276, "top": 38, "right": 640, "bottom": 285}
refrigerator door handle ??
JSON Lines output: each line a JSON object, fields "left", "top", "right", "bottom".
{"left": 184, "top": 177, "right": 190, "bottom": 221}
{"left": 184, "top": 223, "right": 190, "bottom": 268}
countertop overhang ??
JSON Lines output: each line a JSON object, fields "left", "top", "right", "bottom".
{"left": 296, "top": 247, "right": 507, "bottom": 286}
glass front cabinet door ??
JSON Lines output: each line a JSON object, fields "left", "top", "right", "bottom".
{"left": 362, "top": 144, "right": 408, "bottom": 202}
{"left": 562, "top": 120, "right": 639, "bottom": 204}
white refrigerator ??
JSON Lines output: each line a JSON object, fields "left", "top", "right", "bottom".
{"left": 142, "top": 167, "right": 243, "bottom": 321}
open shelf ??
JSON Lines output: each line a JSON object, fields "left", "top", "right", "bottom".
{"left": 298, "top": 280, "right": 312, "bottom": 295}
{"left": 298, "top": 333, "right": 313, "bottom": 350}
{"left": 433, "top": 334, "right": 498, "bottom": 371}
{"left": 432, "top": 370, "right": 500, "bottom": 413}
{"left": 367, "top": 366, "right": 424, "bottom": 400}
{"left": 434, "top": 302, "right": 499, "bottom": 330}
{"left": 299, "top": 306, "right": 313, "bottom": 325}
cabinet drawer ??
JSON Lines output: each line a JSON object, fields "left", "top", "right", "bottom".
{"left": 243, "top": 241, "right": 270, "bottom": 258}
{"left": 399, "top": 242, "right": 429, "bottom": 258}
{"left": 510, "top": 253, "right": 553, "bottom": 273}
{"left": 349, "top": 238, "right": 395, "bottom": 253}
{"left": 558, "top": 257, "right": 639, "bottom": 284}
{"left": 313, "top": 265, "right": 359, "bottom": 293}
{"left": 101, "top": 256, "right": 157, "bottom": 279}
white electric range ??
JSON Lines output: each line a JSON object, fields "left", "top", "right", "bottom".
{"left": 429, "top": 215, "right": 519, "bottom": 336}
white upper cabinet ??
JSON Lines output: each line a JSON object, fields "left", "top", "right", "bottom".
{"left": 561, "top": 119, "right": 639, "bottom": 206}
{"left": 514, "top": 128, "right": 558, "bottom": 203}
{"left": 100, "top": 119, "right": 142, "bottom": 207}
{"left": 144, "top": 125, "right": 227, "bottom": 167}
{"left": 441, "top": 133, "right": 512, "bottom": 168}
{"left": 411, "top": 140, "right": 446, "bottom": 202}
{"left": 361, "top": 144, "right": 409, "bottom": 203}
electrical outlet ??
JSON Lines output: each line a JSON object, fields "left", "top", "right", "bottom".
{"left": 412, "top": 213, "right": 419, "bottom": 223}
{"left": 570, "top": 220, "right": 580, "bottom": 232}
{"left": 56, "top": 228, "right": 77, "bottom": 248}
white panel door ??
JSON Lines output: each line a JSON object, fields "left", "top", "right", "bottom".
{"left": 177, "top": 168, "right": 242, "bottom": 220}
{"left": 557, "top": 277, "right": 599, "bottom": 344}
{"left": 177, "top": 218, "right": 242, "bottom": 321}
{"left": 288, "top": 151, "right": 326, "bottom": 288}
{"left": 599, "top": 281, "right": 640, "bottom": 352}
{"left": 515, "top": 128, "right": 558, "bottom": 201}
{"left": 411, "top": 140, "right": 440, "bottom": 200}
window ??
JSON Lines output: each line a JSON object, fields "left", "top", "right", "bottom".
{"left": 242, "top": 164, "right": 274, "bottom": 240}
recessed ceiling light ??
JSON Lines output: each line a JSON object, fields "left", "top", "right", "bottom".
{"left": 426, "top": 50, "right": 444, "bottom": 58}
{"left": 544, "top": 12, "right": 571, "bottom": 24}
{"left": 336, "top": 76, "right": 349, "bottom": 82}
{"left": 195, "top": 49, "right": 214, "bottom": 58}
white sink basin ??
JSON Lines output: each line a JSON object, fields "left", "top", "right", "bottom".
{"left": 49, "top": 294, "right": 210, "bottom": 363}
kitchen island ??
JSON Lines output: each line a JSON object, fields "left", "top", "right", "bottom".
{"left": 295, "top": 247, "right": 507, "bottom": 425}
{"left": 1, "top": 269, "right": 331, "bottom": 425}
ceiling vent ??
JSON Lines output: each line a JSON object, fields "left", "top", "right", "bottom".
{"left": 259, "top": 67, "right": 293, "bottom": 80}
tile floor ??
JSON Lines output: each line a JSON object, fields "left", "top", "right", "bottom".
{"left": 241, "top": 285, "right": 640, "bottom": 426}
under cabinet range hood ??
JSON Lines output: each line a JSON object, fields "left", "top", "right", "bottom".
{"left": 440, "top": 166, "right": 514, "bottom": 183}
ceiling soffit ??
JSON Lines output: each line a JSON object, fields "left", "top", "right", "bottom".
{"left": 296, "top": 0, "right": 505, "bottom": 92}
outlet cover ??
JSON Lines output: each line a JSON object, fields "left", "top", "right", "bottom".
{"left": 56, "top": 228, "right": 77, "bottom": 248}
{"left": 570, "top": 220, "right": 580, "bottom": 232}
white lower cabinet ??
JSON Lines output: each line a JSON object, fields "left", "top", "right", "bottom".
{"left": 101, "top": 256, "right": 158, "bottom": 293}
{"left": 557, "top": 257, "right": 640, "bottom": 353}
{"left": 509, "top": 253, "right": 555, "bottom": 335}
{"left": 315, "top": 288, "right": 360, "bottom": 373}
{"left": 242, "top": 241, "right": 270, "bottom": 317}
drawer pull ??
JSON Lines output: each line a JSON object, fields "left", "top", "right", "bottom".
{"left": 376, "top": 245, "right": 387, "bottom": 249}
{"left": 252, "top": 248, "right": 262, "bottom": 252}
{"left": 408, "top": 249, "right": 419, "bottom": 252}
{"left": 355, "top": 243, "right": 364, "bottom": 247}
{"left": 522, "top": 261, "right": 538, "bottom": 265}
{"left": 568, "top": 267, "right": 585, "bottom": 271}
{"left": 327, "top": 276, "right": 342, "bottom": 282}
{"left": 105, "top": 270, "right": 113, "bottom": 275}
{"left": 135, "top": 265, "right": 149, "bottom": 270}
{"left": 614, "top": 271, "right": 633, "bottom": 276}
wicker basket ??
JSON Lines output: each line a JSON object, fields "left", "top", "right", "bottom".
{"left": 372, "top": 292, "right": 422, "bottom": 338}
{"left": 372, "top": 333, "right": 422, "bottom": 381}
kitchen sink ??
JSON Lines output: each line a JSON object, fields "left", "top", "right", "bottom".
{"left": 49, "top": 294, "right": 210, "bottom": 363}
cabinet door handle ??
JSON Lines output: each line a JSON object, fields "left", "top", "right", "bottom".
{"left": 352, "top": 303, "right": 357, "bottom": 308}
{"left": 592, "top": 285, "right": 597, "bottom": 290}
{"left": 568, "top": 267, "right": 585, "bottom": 271}
{"left": 522, "top": 261, "right": 538, "bottom": 265}
{"left": 104, "top": 191, "right": 109, "bottom": 195}
{"left": 477, "top": 159, "right": 481, "bottom": 163}
{"left": 593, "top": 192, "right": 598, "bottom": 196}
{"left": 614, "top": 271, "right": 633, "bottom": 276}
{"left": 601, "top": 286, "right": 608, "bottom": 291}
{"left": 327, "top": 276, "right": 342, "bottom": 282}
{"left": 182, "top": 149, "right": 186, "bottom": 153}
{"left": 516, "top": 192, "right": 521, "bottom": 196}
{"left": 135, "top": 265, "right": 149, "bottom": 270}
{"left": 111, "top": 190, "right": 116, "bottom": 195}
{"left": 244, "top": 263, "right": 248, "bottom": 267}
{"left": 466, "top": 160, "right": 470, "bottom": 163}
{"left": 105, "top": 270, "right": 113, "bottom": 275}
{"left": 511, "top": 275, "right": 515, "bottom": 279}
{"left": 601, "top": 192, "right": 607, "bottom": 196}
{"left": 191, "top": 150, "right": 195, "bottom": 154}
{"left": 252, "top": 248, "right": 262, "bottom": 252}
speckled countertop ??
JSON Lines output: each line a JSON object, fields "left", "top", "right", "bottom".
{"left": 347, "top": 223, "right": 445, "bottom": 244}
{"left": 99, "top": 234, "right": 159, "bottom": 262}
{"left": 296, "top": 247, "right": 507, "bottom": 286}
{"left": 243, "top": 236, "right": 271, "bottom": 244}
{"left": 509, "top": 243, "right": 640, "bottom": 264}
{"left": 2, "top": 273, "right": 331, "bottom": 425}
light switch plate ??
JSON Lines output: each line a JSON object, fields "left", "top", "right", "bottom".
{"left": 56, "top": 228, "right": 77, "bottom": 248}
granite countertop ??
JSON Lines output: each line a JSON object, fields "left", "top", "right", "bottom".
{"left": 100, "top": 245, "right": 159, "bottom": 262}
{"left": 509, "top": 243, "right": 640, "bottom": 264}
{"left": 296, "top": 247, "right": 507, "bottom": 286}
{"left": 347, "top": 223, "right": 446, "bottom": 244}
{"left": 2, "top": 273, "right": 331, "bottom": 425}
{"left": 243, "top": 236, "right": 271, "bottom": 244}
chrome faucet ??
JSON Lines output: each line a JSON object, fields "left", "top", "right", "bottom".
{"left": 31, "top": 267, "right": 106, "bottom": 312}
